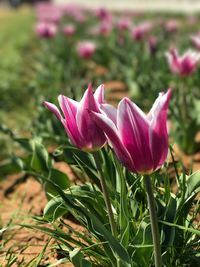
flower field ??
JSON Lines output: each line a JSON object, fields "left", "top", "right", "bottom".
{"left": 0, "top": 3, "right": 200, "bottom": 267}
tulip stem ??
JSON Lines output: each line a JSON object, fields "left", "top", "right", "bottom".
{"left": 144, "top": 175, "right": 162, "bottom": 267}
{"left": 93, "top": 152, "right": 117, "bottom": 238}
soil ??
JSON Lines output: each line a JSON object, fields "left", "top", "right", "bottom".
{"left": 0, "top": 165, "right": 76, "bottom": 267}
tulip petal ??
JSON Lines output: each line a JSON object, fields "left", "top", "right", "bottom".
{"left": 76, "top": 84, "right": 98, "bottom": 137}
{"left": 94, "top": 84, "right": 105, "bottom": 104}
{"left": 76, "top": 85, "right": 106, "bottom": 149}
{"left": 43, "top": 101, "right": 63, "bottom": 121}
{"left": 58, "top": 95, "right": 83, "bottom": 147}
{"left": 100, "top": 103, "right": 117, "bottom": 125}
{"left": 91, "top": 111, "right": 135, "bottom": 172}
{"left": 148, "top": 89, "right": 172, "bottom": 169}
{"left": 166, "top": 49, "right": 180, "bottom": 73}
{"left": 118, "top": 98, "right": 153, "bottom": 173}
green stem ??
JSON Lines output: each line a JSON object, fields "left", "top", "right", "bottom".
{"left": 144, "top": 175, "right": 162, "bottom": 267}
{"left": 93, "top": 152, "right": 117, "bottom": 237}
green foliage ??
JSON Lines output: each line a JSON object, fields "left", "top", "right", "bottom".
{"left": 18, "top": 146, "right": 200, "bottom": 266}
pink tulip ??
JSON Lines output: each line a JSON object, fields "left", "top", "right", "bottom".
{"left": 147, "top": 36, "right": 158, "bottom": 54}
{"left": 91, "top": 90, "right": 172, "bottom": 174}
{"left": 165, "top": 19, "right": 179, "bottom": 33}
{"left": 166, "top": 48, "right": 200, "bottom": 76}
{"left": 99, "top": 21, "right": 113, "bottom": 36}
{"left": 191, "top": 34, "right": 200, "bottom": 50}
{"left": 63, "top": 24, "right": 76, "bottom": 36}
{"left": 74, "top": 12, "right": 87, "bottom": 23}
{"left": 95, "top": 7, "right": 111, "bottom": 21}
{"left": 77, "top": 41, "right": 97, "bottom": 59}
{"left": 36, "top": 3, "right": 62, "bottom": 24}
{"left": 116, "top": 18, "right": 131, "bottom": 31}
{"left": 44, "top": 85, "right": 107, "bottom": 152}
{"left": 131, "top": 22, "right": 152, "bottom": 41}
{"left": 35, "top": 22, "right": 57, "bottom": 38}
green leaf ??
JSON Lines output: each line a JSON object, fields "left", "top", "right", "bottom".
{"left": 81, "top": 206, "right": 131, "bottom": 265}
{"left": 43, "top": 196, "right": 67, "bottom": 221}
{"left": 45, "top": 168, "right": 70, "bottom": 198}
{"left": 14, "top": 137, "right": 32, "bottom": 152}
{"left": 69, "top": 248, "right": 92, "bottom": 267}
{"left": 36, "top": 176, "right": 131, "bottom": 265}
{"left": 161, "top": 195, "right": 177, "bottom": 247}
{"left": 30, "top": 138, "right": 51, "bottom": 173}
{"left": 159, "top": 220, "right": 200, "bottom": 236}
{"left": 186, "top": 170, "right": 200, "bottom": 198}
{"left": 114, "top": 156, "right": 130, "bottom": 248}
{"left": 62, "top": 146, "right": 94, "bottom": 169}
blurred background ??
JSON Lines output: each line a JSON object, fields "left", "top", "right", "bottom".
{"left": 2, "top": 0, "right": 200, "bottom": 12}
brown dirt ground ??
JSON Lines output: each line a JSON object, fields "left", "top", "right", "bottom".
{"left": 0, "top": 163, "right": 78, "bottom": 267}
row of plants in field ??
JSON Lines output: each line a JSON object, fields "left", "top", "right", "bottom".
{"left": 32, "top": 3, "right": 200, "bottom": 155}
{"left": 0, "top": 3, "right": 200, "bottom": 267}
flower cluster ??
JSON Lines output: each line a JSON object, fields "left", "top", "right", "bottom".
{"left": 44, "top": 85, "right": 171, "bottom": 174}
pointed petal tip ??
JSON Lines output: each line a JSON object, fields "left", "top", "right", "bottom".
{"left": 163, "top": 88, "right": 172, "bottom": 101}
{"left": 167, "top": 88, "right": 172, "bottom": 96}
{"left": 94, "top": 84, "right": 105, "bottom": 104}
{"left": 58, "top": 94, "right": 64, "bottom": 103}
{"left": 87, "top": 83, "right": 93, "bottom": 92}
{"left": 119, "top": 97, "right": 130, "bottom": 106}
{"left": 43, "top": 101, "right": 62, "bottom": 120}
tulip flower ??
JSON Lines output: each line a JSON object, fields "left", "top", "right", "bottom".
{"left": 131, "top": 22, "right": 152, "bottom": 41}
{"left": 166, "top": 48, "right": 200, "bottom": 76}
{"left": 76, "top": 41, "right": 97, "bottom": 59}
{"left": 36, "top": 3, "right": 62, "bottom": 23}
{"left": 44, "top": 85, "right": 107, "bottom": 152}
{"left": 99, "top": 21, "right": 113, "bottom": 36}
{"left": 91, "top": 89, "right": 172, "bottom": 174}
{"left": 63, "top": 24, "right": 76, "bottom": 36}
{"left": 147, "top": 36, "right": 158, "bottom": 54}
{"left": 191, "top": 34, "right": 200, "bottom": 50}
{"left": 165, "top": 19, "right": 179, "bottom": 33}
{"left": 35, "top": 22, "right": 57, "bottom": 38}
{"left": 95, "top": 7, "right": 112, "bottom": 21}
{"left": 116, "top": 18, "right": 131, "bottom": 31}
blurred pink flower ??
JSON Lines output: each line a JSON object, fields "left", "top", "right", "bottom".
{"left": 44, "top": 85, "right": 107, "bottom": 152}
{"left": 91, "top": 90, "right": 172, "bottom": 174}
{"left": 99, "top": 21, "right": 113, "bottom": 36}
{"left": 62, "top": 3, "right": 83, "bottom": 17}
{"left": 116, "top": 17, "right": 131, "bottom": 31}
{"left": 131, "top": 22, "right": 152, "bottom": 41}
{"left": 35, "top": 22, "right": 57, "bottom": 38}
{"left": 191, "top": 33, "right": 200, "bottom": 50}
{"left": 74, "top": 11, "right": 87, "bottom": 23}
{"left": 36, "top": 3, "right": 62, "bottom": 23}
{"left": 63, "top": 24, "right": 76, "bottom": 36}
{"left": 166, "top": 48, "right": 200, "bottom": 76}
{"left": 148, "top": 36, "right": 158, "bottom": 54}
{"left": 165, "top": 19, "right": 179, "bottom": 33}
{"left": 187, "top": 16, "right": 198, "bottom": 26}
{"left": 95, "top": 7, "right": 112, "bottom": 21}
{"left": 77, "top": 41, "right": 97, "bottom": 59}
